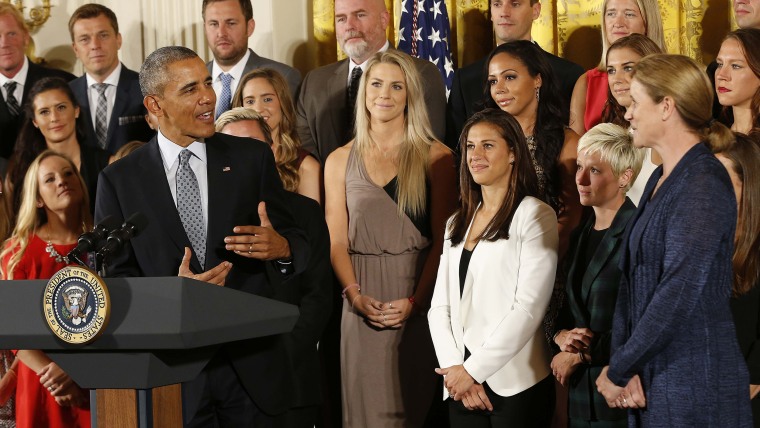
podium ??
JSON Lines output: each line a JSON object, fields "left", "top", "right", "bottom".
{"left": 0, "top": 277, "right": 299, "bottom": 427}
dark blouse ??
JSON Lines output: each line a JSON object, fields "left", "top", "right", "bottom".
{"left": 382, "top": 176, "right": 431, "bottom": 238}
{"left": 731, "top": 284, "right": 760, "bottom": 427}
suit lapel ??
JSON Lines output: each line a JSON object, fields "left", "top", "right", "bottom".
{"left": 71, "top": 77, "right": 96, "bottom": 144}
{"left": 582, "top": 199, "right": 637, "bottom": 305}
{"left": 107, "top": 66, "right": 130, "bottom": 145}
{"left": 566, "top": 219, "right": 591, "bottom": 326}
{"left": 204, "top": 135, "right": 234, "bottom": 268}
{"left": 328, "top": 60, "right": 349, "bottom": 146}
{"left": 141, "top": 139, "right": 200, "bottom": 270}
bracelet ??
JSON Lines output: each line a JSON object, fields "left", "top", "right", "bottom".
{"left": 408, "top": 295, "right": 419, "bottom": 308}
{"left": 350, "top": 294, "right": 362, "bottom": 309}
{"left": 341, "top": 283, "right": 361, "bottom": 299}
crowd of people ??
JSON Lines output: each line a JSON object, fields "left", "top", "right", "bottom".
{"left": 0, "top": 0, "right": 758, "bottom": 427}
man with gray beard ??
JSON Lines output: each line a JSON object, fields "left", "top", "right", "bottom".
{"left": 295, "top": 0, "right": 446, "bottom": 163}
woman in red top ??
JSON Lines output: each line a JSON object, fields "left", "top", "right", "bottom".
{"left": 1, "top": 150, "right": 93, "bottom": 428}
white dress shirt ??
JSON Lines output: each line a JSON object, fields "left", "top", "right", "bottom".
{"left": 85, "top": 62, "right": 122, "bottom": 128}
{"left": 211, "top": 49, "right": 251, "bottom": 102}
{"left": 156, "top": 129, "right": 209, "bottom": 232}
{"left": 347, "top": 40, "right": 390, "bottom": 85}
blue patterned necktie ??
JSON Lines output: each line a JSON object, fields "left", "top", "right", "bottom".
{"left": 215, "top": 73, "right": 232, "bottom": 119}
{"left": 93, "top": 83, "right": 109, "bottom": 149}
{"left": 176, "top": 149, "right": 206, "bottom": 268}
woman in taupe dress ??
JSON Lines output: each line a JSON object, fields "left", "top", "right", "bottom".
{"left": 324, "top": 50, "right": 457, "bottom": 427}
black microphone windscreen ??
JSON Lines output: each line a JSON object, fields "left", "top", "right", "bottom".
{"left": 124, "top": 212, "right": 149, "bottom": 237}
{"left": 97, "top": 215, "right": 123, "bottom": 233}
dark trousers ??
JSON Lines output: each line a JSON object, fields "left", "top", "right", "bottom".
{"left": 275, "top": 405, "right": 319, "bottom": 428}
{"left": 182, "top": 353, "right": 273, "bottom": 428}
{"left": 448, "top": 375, "right": 555, "bottom": 428}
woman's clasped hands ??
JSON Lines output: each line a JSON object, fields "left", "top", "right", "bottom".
{"left": 352, "top": 295, "right": 414, "bottom": 329}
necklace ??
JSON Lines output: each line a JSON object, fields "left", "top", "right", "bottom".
{"left": 45, "top": 233, "right": 69, "bottom": 264}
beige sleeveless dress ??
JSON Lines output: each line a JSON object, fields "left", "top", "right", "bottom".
{"left": 340, "top": 145, "right": 438, "bottom": 428}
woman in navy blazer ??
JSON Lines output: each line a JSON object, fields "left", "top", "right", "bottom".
{"left": 429, "top": 109, "right": 558, "bottom": 427}
{"left": 550, "top": 123, "right": 644, "bottom": 426}
{"left": 596, "top": 54, "right": 752, "bottom": 426}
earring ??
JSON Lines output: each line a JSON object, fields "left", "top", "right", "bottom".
{"left": 37, "top": 201, "right": 43, "bottom": 208}
{"left": 509, "top": 160, "right": 515, "bottom": 165}
{"left": 535, "top": 87, "right": 540, "bottom": 102}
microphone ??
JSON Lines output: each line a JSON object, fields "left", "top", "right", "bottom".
{"left": 97, "top": 213, "right": 150, "bottom": 258}
{"left": 67, "top": 215, "right": 122, "bottom": 265}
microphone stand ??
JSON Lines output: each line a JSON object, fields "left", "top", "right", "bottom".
{"left": 95, "top": 252, "right": 108, "bottom": 278}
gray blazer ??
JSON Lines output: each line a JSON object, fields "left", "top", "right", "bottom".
{"left": 295, "top": 47, "right": 447, "bottom": 163}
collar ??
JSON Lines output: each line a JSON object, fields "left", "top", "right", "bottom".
{"left": 348, "top": 40, "right": 390, "bottom": 75}
{"left": 0, "top": 56, "right": 29, "bottom": 87}
{"left": 156, "top": 129, "right": 208, "bottom": 172}
{"left": 211, "top": 49, "right": 251, "bottom": 83}
{"left": 86, "top": 62, "right": 122, "bottom": 88}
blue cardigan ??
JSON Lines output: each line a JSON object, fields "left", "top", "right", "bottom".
{"left": 609, "top": 143, "right": 752, "bottom": 427}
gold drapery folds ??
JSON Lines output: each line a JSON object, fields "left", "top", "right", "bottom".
{"left": 313, "top": 0, "right": 732, "bottom": 71}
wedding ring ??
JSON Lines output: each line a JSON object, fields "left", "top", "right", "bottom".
{"left": 48, "top": 386, "right": 54, "bottom": 392}
{"left": 389, "top": 303, "right": 393, "bottom": 309}
{"left": 622, "top": 397, "right": 628, "bottom": 406}
{"left": 383, "top": 314, "right": 387, "bottom": 322}
{"left": 248, "top": 243, "right": 253, "bottom": 254}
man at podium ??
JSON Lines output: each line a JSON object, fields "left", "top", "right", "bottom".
{"left": 95, "top": 46, "right": 308, "bottom": 427}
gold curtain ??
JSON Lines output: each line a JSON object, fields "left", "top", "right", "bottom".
{"left": 312, "top": 0, "right": 733, "bottom": 71}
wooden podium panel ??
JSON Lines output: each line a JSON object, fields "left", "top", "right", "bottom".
{"left": 97, "top": 384, "right": 181, "bottom": 428}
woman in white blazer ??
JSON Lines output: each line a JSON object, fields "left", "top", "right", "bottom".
{"left": 429, "top": 109, "right": 559, "bottom": 427}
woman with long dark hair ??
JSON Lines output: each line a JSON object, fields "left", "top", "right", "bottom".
{"left": 714, "top": 133, "right": 760, "bottom": 426}
{"left": 5, "top": 77, "right": 108, "bottom": 216}
{"left": 429, "top": 108, "right": 558, "bottom": 426}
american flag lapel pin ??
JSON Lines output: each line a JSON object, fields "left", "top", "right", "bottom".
{"left": 223, "top": 166, "right": 231, "bottom": 172}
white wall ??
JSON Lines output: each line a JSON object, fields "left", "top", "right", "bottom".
{"left": 24, "top": 0, "right": 312, "bottom": 76}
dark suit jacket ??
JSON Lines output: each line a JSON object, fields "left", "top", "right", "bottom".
{"left": 0, "top": 60, "right": 75, "bottom": 159}
{"left": 445, "top": 47, "right": 584, "bottom": 151}
{"left": 206, "top": 48, "right": 302, "bottom": 101}
{"left": 70, "top": 65, "right": 154, "bottom": 155}
{"left": 95, "top": 133, "right": 309, "bottom": 415}
{"left": 296, "top": 47, "right": 447, "bottom": 163}
{"left": 270, "top": 192, "right": 333, "bottom": 409}
{"left": 554, "top": 198, "right": 635, "bottom": 422}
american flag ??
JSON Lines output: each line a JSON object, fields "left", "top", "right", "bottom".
{"left": 397, "top": 0, "right": 454, "bottom": 97}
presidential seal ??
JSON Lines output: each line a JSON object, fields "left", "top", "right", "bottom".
{"left": 43, "top": 266, "right": 110, "bottom": 345}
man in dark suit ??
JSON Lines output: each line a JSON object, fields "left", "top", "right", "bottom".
{"left": 95, "top": 46, "right": 308, "bottom": 427}
{"left": 203, "top": 0, "right": 301, "bottom": 119}
{"left": 68, "top": 4, "right": 153, "bottom": 155}
{"left": 295, "top": 0, "right": 447, "bottom": 163}
{"left": 445, "top": 0, "right": 584, "bottom": 150}
{"left": 0, "top": 3, "right": 74, "bottom": 159}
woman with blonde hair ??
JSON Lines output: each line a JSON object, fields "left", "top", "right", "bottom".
{"left": 569, "top": 0, "right": 665, "bottom": 136}
{"left": 595, "top": 54, "right": 751, "bottom": 425}
{"left": 233, "top": 68, "right": 321, "bottom": 203}
{"left": 1, "top": 151, "right": 92, "bottom": 428}
{"left": 550, "top": 123, "right": 643, "bottom": 427}
{"left": 325, "top": 50, "right": 457, "bottom": 427}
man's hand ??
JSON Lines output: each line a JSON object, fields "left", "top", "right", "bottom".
{"left": 225, "top": 202, "right": 291, "bottom": 260}
{"left": 178, "top": 247, "right": 232, "bottom": 286}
